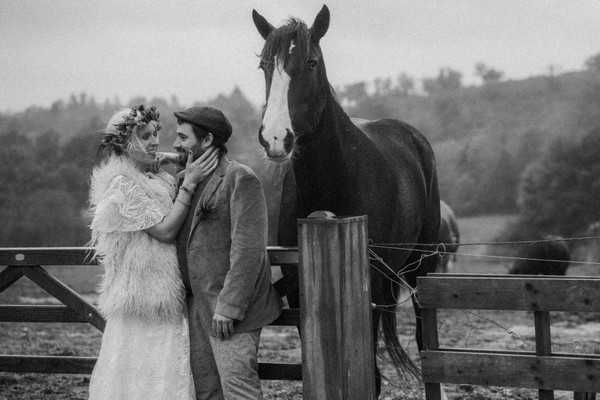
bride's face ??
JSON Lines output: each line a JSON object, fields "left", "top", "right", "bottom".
{"left": 133, "top": 121, "right": 160, "bottom": 155}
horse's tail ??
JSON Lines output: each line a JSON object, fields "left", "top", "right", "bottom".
{"left": 380, "top": 285, "right": 422, "bottom": 380}
{"left": 375, "top": 119, "right": 441, "bottom": 382}
{"left": 381, "top": 235, "right": 442, "bottom": 382}
{"left": 381, "top": 126, "right": 441, "bottom": 380}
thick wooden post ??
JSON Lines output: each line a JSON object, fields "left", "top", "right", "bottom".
{"left": 299, "top": 214, "right": 375, "bottom": 400}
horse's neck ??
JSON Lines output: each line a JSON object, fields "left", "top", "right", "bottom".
{"left": 293, "top": 96, "right": 357, "bottom": 214}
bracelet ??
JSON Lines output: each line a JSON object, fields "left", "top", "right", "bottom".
{"left": 178, "top": 187, "right": 192, "bottom": 198}
{"left": 175, "top": 196, "right": 191, "bottom": 207}
{"left": 181, "top": 184, "right": 195, "bottom": 195}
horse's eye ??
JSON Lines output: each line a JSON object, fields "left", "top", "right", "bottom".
{"left": 307, "top": 59, "right": 318, "bottom": 69}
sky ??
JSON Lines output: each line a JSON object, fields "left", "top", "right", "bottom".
{"left": 1, "top": 0, "right": 599, "bottom": 112}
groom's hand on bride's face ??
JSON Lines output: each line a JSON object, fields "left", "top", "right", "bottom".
{"left": 183, "top": 147, "right": 219, "bottom": 186}
{"left": 212, "top": 313, "right": 234, "bottom": 340}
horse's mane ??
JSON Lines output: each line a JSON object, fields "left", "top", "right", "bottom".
{"left": 260, "top": 18, "right": 311, "bottom": 66}
{"left": 260, "top": 18, "right": 337, "bottom": 102}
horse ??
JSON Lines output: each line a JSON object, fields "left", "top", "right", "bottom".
{"left": 508, "top": 235, "right": 571, "bottom": 275}
{"left": 437, "top": 200, "right": 460, "bottom": 272}
{"left": 252, "top": 5, "right": 440, "bottom": 394}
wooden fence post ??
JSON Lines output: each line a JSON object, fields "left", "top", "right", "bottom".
{"left": 421, "top": 307, "right": 442, "bottom": 400}
{"left": 534, "top": 310, "right": 554, "bottom": 400}
{"left": 299, "top": 213, "right": 375, "bottom": 400}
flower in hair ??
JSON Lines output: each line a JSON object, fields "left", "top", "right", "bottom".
{"left": 113, "top": 105, "right": 161, "bottom": 139}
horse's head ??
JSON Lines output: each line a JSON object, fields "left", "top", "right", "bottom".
{"left": 253, "top": 5, "right": 331, "bottom": 161}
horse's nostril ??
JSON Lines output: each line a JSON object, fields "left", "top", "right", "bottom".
{"left": 258, "top": 128, "right": 269, "bottom": 150}
{"left": 283, "top": 129, "right": 294, "bottom": 153}
{"left": 273, "top": 136, "right": 278, "bottom": 140}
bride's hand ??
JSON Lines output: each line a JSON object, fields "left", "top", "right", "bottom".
{"left": 182, "top": 147, "right": 219, "bottom": 187}
{"left": 156, "top": 152, "right": 183, "bottom": 166}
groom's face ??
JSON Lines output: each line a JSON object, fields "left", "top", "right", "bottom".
{"left": 174, "top": 122, "right": 204, "bottom": 161}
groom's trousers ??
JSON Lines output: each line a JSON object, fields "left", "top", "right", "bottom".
{"left": 187, "top": 296, "right": 263, "bottom": 400}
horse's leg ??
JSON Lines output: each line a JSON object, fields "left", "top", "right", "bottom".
{"left": 411, "top": 295, "right": 423, "bottom": 351}
{"left": 277, "top": 265, "right": 302, "bottom": 341}
{"left": 276, "top": 165, "right": 300, "bottom": 309}
{"left": 278, "top": 265, "right": 300, "bottom": 308}
{"left": 372, "top": 309, "right": 382, "bottom": 397}
{"left": 410, "top": 265, "right": 450, "bottom": 400}
{"left": 370, "top": 272, "right": 388, "bottom": 397}
{"left": 274, "top": 165, "right": 301, "bottom": 333}
{"left": 411, "top": 203, "right": 448, "bottom": 399}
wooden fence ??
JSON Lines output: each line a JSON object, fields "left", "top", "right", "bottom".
{"left": 418, "top": 273, "right": 600, "bottom": 400}
{"left": 0, "top": 215, "right": 375, "bottom": 400}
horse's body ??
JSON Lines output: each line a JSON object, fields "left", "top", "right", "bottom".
{"left": 253, "top": 6, "right": 440, "bottom": 393}
{"left": 293, "top": 111, "right": 438, "bottom": 245}
{"left": 437, "top": 200, "right": 460, "bottom": 272}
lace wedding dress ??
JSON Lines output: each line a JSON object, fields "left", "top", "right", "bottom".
{"left": 88, "top": 156, "right": 195, "bottom": 400}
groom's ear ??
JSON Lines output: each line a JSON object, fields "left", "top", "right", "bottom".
{"left": 201, "top": 133, "right": 214, "bottom": 149}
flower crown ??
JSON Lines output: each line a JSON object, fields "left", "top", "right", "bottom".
{"left": 101, "top": 105, "right": 161, "bottom": 150}
{"left": 113, "top": 104, "right": 161, "bottom": 137}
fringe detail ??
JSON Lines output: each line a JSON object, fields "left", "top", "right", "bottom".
{"left": 89, "top": 156, "right": 184, "bottom": 322}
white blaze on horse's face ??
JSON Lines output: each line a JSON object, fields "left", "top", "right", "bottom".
{"left": 260, "top": 57, "right": 294, "bottom": 160}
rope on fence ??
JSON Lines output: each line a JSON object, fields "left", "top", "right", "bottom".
{"left": 369, "top": 244, "right": 600, "bottom": 266}
{"left": 368, "top": 246, "right": 445, "bottom": 311}
{"left": 368, "top": 248, "right": 421, "bottom": 310}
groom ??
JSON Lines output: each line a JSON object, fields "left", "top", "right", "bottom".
{"left": 173, "top": 106, "right": 282, "bottom": 400}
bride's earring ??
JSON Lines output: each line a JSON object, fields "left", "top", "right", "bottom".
{"left": 126, "top": 140, "right": 135, "bottom": 154}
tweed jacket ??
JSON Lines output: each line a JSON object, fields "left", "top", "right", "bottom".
{"left": 180, "top": 156, "right": 282, "bottom": 333}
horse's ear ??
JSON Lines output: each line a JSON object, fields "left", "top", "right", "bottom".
{"left": 310, "top": 5, "right": 330, "bottom": 43}
{"left": 252, "top": 9, "right": 274, "bottom": 40}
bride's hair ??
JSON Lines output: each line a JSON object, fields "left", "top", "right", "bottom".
{"left": 97, "top": 105, "right": 161, "bottom": 159}
{"left": 97, "top": 109, "right": 131, "bottom": 158}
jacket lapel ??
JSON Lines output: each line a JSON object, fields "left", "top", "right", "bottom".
{"left": 187, "top": 156, "right": 229, "bottom": 246}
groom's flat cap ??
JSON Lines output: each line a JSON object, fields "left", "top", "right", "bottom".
{"left": 174, "top": 106, "right": 232, "bottom": 142}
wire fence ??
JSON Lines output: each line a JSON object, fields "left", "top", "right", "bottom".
{"left": 370, "top": 244, "right": 600, "bottom": 266}
{"left": 370, "top": 234, "right": 600, "bottom": 248}
{"left": 366, "top": 234, "right": 600, "bottom": 393}
{"left": 369, "top": 234, "right": 600, "bottom": 266}
{"left": 367, "top": 234, "right": 600, "bottom": 310}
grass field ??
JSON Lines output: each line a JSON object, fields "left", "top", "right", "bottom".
{"left": 1, "top": 214, "right": 599, "bottom": 399}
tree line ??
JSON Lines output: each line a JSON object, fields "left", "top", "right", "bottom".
{"left": 1, "top": 54, "right": 599, "bottom": 245}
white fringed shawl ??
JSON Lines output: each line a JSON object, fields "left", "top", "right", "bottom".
{"left": 89, "top": 156, "right": 184, "bottom": 322}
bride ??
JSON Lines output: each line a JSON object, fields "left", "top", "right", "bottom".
{"left": 88, "top": 105, "right": 217, "bottom": 399}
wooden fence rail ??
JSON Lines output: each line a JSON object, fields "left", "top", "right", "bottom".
{"left": 418, "top": 273, "right": 600, "bottom": 400}
{"left": 0, "top": 246, "right": 301, "bottom": 380}
{"left": 0, "top": 214, "right": 375, "bottom": 400}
